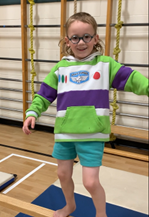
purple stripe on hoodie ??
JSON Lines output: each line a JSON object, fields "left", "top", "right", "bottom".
{"left": 112, "top": 65, "right": 133, "bottom": 90}
{"left": 37, "top": 82, "right": 57, "bottom": 103}
{"left": 57, "top": 89, "right": 109, "bottom": 111}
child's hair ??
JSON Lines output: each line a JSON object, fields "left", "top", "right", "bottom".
{"left": 59, "top": 12, "right": 105, "bottom": 56}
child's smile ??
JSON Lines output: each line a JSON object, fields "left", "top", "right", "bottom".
{"left": 77, "top": 47, "right": 87, "bottom": 51}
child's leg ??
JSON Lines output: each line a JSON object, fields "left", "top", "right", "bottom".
{"left": 53, "top": 159, "right": 76, "bottom": 217}
{"left": 82, "top": 166, "right": 107, "bottom": 217}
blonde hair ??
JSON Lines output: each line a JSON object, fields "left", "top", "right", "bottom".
{"left": 59, "top": 12, "right": 104, "bottom": 56}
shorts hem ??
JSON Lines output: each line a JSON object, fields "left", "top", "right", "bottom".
{"left": 80, "top": 161, "right": 102, "bottom": 167}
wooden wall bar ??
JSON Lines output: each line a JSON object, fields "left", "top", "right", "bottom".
{"left": 60, "top": 0, "right": 67, "bottom": 60}
{"left": 21, "top": 0, "right": 28, "bottom": 122}
{"left": 105, "top": 0, "right": 113, "bottom": 56}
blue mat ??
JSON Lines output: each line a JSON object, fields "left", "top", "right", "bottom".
{"left": 16, "top": 184, "right": 147, "bottom": 217}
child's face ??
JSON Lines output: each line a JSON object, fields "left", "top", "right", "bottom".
{"left": 65, "top": 21, "right": 99, "bottom": 59}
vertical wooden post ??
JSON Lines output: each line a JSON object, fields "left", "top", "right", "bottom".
{"left": 60, "top": 0, "right": 67, "bottom": 60}
{"left": 105, "top": 0, "right": 113, "bottom": 56}
{"left": 21, "top": 0, "right": 28, "bottom": 122}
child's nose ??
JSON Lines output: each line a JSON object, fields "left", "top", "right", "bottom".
{"left": 78, "top": 38, "right": 85, "bottom": 44}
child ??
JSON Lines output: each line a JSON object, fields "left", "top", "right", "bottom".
{"left": 22, "top": 12, "right": 149, "bottom": 217}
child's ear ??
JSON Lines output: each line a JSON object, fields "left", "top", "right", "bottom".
{"left": 65, "top": 36, "right": 70, "bottom": 47}
{"left": 94, "top": 34, "right": 99, "bottom": 45}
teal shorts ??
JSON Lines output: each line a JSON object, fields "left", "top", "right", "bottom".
{"left": 52, "top": 141, "right": 105, "bottom": 167}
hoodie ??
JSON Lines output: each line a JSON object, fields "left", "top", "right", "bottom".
{"left": 26, "top": 52, "right": 149, "bottom": 142}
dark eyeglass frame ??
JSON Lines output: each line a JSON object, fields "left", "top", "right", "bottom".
{"left": 67, "top": 33, "right": 96, "bottom": 44}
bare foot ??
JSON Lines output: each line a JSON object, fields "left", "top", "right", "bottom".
{"left": 53, "top": 204, "right": 76, "bottom": 217}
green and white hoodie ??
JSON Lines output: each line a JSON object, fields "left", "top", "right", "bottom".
{"left": 26, "top": 52, "right": 149, "bottom": 142}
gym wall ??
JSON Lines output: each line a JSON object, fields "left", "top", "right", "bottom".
{"left": 0, "top": 0, "right": 148, "bottom": 133}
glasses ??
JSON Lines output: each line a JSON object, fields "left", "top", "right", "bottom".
{"left": 67, "top": 33, "right": 95, "bottom": 44}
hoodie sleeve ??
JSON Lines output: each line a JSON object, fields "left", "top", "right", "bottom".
{"left": 26, "top": 65, "right": 58, "bottom": 119}
{"left": 124, "top": 70, "right": 149, "bottom": 96}
{"left": 109, "top": 57, "right": 149, "bottom": 96}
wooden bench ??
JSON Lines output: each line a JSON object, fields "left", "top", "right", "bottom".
{"left": 0, "top": 194, "right": 73, "bottom": 217}
{"left": 104, "top": 125, "right": 149, "bottom": 162}
{"left": 111, "top": 125, "right": 148, "bottom": 140}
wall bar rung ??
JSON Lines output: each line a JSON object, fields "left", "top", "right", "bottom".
{"left": 0, "top": 96, "right": 147, "bottom": 107}
{"left": 1, "top": 103, "right": 144, "bottom": 120}
{"left": 109, "top": 100, "right": 148, "bottom": 106}
{"left": 26, "top": 80, "right": 41, "bottom": 84}
{"left": 0, "top": 88, "right": 22, "bottom": 92}
{"left": 0, "top": 57, "right": 22, "bottom": 61}
{"left": 25, "top": 59, "right": 58, "bottom": 63}
{"left": 0, "top": 57, "right": 148, "bottom": 67}
{"left": 26, "top": 25, "right": 60, "bottom": 28}
{"left": 110, "top": 23, "right": 149, "bottom": 27}
{"left": 109, "top": 112, "right": 148, "bottom": 119}
{"left": 121, "top": 63, "right": 149, "bottom": 67}
{"left": 0, "top": 78, "right": 22, "bottom": 82}
{"left": 0, "top": 25, "right": 21, "bottom": 28}
{"left": 0, "top": 107, "right": 22, "bottom": 112}
{"left": 1, "top": 23, "right": 148, "bottom": 28}
{"left": 0, "top": 97, "right": 22, "bottom": 102}
{"left": 0, "top": 116, "right": 23, "bottom": 122}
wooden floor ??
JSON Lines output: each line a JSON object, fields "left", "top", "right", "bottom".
{"left": 0, "top": 124, "right": 148, "bottom": 217}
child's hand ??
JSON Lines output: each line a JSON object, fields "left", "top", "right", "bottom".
{"left": 22, "top": 117, "right": 35, "bottom": 135}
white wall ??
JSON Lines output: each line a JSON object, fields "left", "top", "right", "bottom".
{"left": 0, "top": 0, "right": 148, "bottom": 133}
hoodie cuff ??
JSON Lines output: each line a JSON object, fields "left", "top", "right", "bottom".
{"left": 26, "top": 111, "right": 38, "bottom": 119}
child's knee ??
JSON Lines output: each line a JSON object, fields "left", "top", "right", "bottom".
{"left": 57, "top": 169, "right": 72, "bottom": 181}
{"left": 83, "top": 179, "right": 99, "bottom": 193}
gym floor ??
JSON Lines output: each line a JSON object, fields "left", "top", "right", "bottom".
{"left": 0, "top": 124, "right": 148, "bottom": 216}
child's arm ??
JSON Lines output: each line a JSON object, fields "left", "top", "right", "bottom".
{"left": 22, "top": 66, "right": 58, "bottom": 134}
{"left": 109, "top": 58, "right": 149, "bottom": 96}
{"left": 22, "top": 94, "right": 51, "bottom": 135}
{"left": 124, "top": 70, "right": 149, "bottom": 96}
{"left": 26, "top": 66, "right": 58, "bottom": 118}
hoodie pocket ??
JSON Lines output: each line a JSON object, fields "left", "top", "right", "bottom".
{"left": 55, "top": 106, "right": 104, "bottom": 134}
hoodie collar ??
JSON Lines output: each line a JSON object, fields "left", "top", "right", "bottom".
{"left": 62, "top": 51, "right": 101, "bottom": 62}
